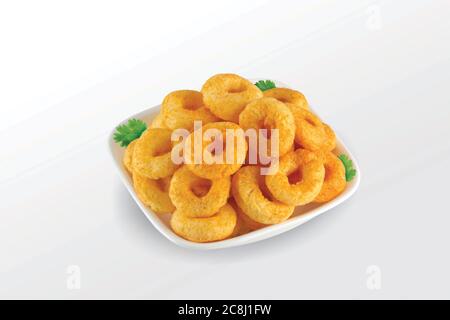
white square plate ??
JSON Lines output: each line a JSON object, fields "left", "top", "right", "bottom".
{"left": 108, "top": 80, "right": 360, "bottom": 250}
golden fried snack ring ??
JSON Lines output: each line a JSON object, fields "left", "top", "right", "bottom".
{"left": 263, "top": 87, "right": 309, "bottom": 111}
{"left": 161, "top": 90, "right": 218, "bottom": 131}
{"left": 150, "top": 113, "right": 167, "bottom": 129}
{"left": 169, "top": 166, "right": 231, "bottom": 218}
{"left": 123, "top": 139, "right": 138, "bottom": 173}
{"left": 239, "top": 97, "right": 295, "bottom": 156}
{"left": 170, "top": 203, "right": 237, "bottom": 242}
{"left": 265, "top": 149, "right": 325, "bottom": 206}
{"left": 133, "top": 173, "right": 175, "bottom": 214}
{"left": 201, "top": 74, "right": 263, "bottom": 122}
{"left": 184, "top": 122, "right": 247, "bottom": 179}
{"left": 290, "top": 107, "right": 335, "bottom": 152}
{"left": 232, "top": 166, "right": 294, "bottom": 225}
{"left": 132, "top": 128, "right": 179, "bottom": 179}
{"left": 314, "top": 152, "right": 346, "bottom": 203}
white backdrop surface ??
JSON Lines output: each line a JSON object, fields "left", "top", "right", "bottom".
{"left": 1, "top": 0, "right": 450, "bottom": 299}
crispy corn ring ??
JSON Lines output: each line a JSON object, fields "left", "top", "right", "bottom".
{"left": 184, "top": 122, "right": 247, "bottom": 179}
{"left": 263, "top": 87, "right": 309, "bottom": 110}
{"left": 123, "top": 139, "right": 138, "bottom": 173}
{"left": 314, "top": 152, "right": 346, "bottom": 203}
{"left": 239, "top": 97, "right": 295, "bottom": 156}
{"left": 265, "top": 149, "right": 325, "bottom": 206}
{"left": 232, "top": 166, "right": 294, "bottom": 225}
{"left": 169, "top": 166, "right": 231, "bottom": 218}
{"left": 132, "top": 128, "right": 180, "bottom": 179}
{"left": 170, "top": 203, "right": 237, "bottom": 242}
{"left": 161, "top": 90, "right": 218, "bottom": 131}
{"left": 201, "top": 74, "right": 263, "bottom": 122}
{"left": 133, "top": 173, "right": 175, "bottom": 214}
{"left": 150, "top": 113, "right": 167, "bottom": 129}
{"left": 290, "top": 107, "right": 335, "bottom": 152}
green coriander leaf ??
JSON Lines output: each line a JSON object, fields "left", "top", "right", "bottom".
{"left": 113, "top": 118, "right": 147, "bottom": 147}
{"left": 338, "top": 154, "right": 357, "bottom": 182}
{"left": 255, "top": 80, "right": 276, "bottom": 91}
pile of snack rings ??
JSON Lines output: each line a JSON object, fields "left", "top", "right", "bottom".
{"left": 123, "top": 73, "right": 347, "bottom": 243}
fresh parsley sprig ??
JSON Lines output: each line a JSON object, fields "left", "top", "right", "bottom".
{"left": 113, "top": 118, "right": 147, "bottom": 147}
{"left": 338, "top": 154, "right": 356, "bottom": 182}
{"left": 255, "top": 80, "right": 276, "bottom": 91}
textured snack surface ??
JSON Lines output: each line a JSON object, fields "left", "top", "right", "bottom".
{"left": 239, "top": 97, "right": 295, "bottom": 157}
{"left": 263, "top": 87, "right": 309, "bottom": 111}
{"left": 289, "top": 107, "right": 335, "bottom": 152}
{"left": 201, "top": 74, "right": 263, "bottom": 122}
{"left": 150, "top": 113, "right": 167, "bottom": 129}
{"left": 232, "top": 166, "right": 294, "bottom": 225}
{"left": 266, "top": 149, "right": 325, "bottom": 206}
{"left": 161, "top": 90, "right": 218, "bottom": 131}
{"left": 170, "top": 203, "right": 237, "bottom": 242}
{"left": 184, "top": 121, "right": 247, "bottom": 179}
{"left": 169, "top": 166, "right": 231, "bottom": 218}
{"left": 134, "top": 173, "right": 175, "bottom": 214}
{"left": 122, "top": 139, "right": 138, "bottom": 173}
{"left": 314, "top": 152, "right": 346, "bottom": 203}
{"left": 132, "top": 128, "right": 179, "bottom": 179}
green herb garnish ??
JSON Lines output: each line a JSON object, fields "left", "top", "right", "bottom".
{"left": 113, "top": 118, "right": 147, "bottom": 147}
{"left": 338, "top": 154, "right": 356, "bottom": 182}
{"left": 255, "top": 80, "right": 276, "bottom": 91}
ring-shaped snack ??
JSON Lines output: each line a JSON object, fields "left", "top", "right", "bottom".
{"left": 169, "top": 166, "right": 231, "bottom": 218}
{"left": 170, "top": 203, "right": 237, "bottom": 242}
{"left": 132, "top": 128, "right": 180, "bottom": 179}
{"left": 290, "top": 107, "right": 334, "bottom": 152}
{"left": 265, "top": 149, "right": 325, "bottom": 206}
{"left": 161, "top": 90, "right": 218, "bottom": 131}
{"left": 263, "top": 87, "right": 309, "bottom": 111}
{"left": 313, "top": 152, "right": 346, "bottom": 203}
{"left": 133, "top": 173, "right": 175, "bottom": 214}
{"left": 123, "top": 139, "right": 138, "bottom": 174}
{"left": 232, "top": 166, "right": 294, "bottom": 225}
{"left": 239, "top": 97, "right": 295, "bottom": 157}
{"left": 184, "top": 122, "right": 247, "bottom": 180}
{"left": 201, "top": 74, "right": 263, "bottom": 122}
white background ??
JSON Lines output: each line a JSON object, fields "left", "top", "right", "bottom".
{"left": 1, "top": 0, "right": 450, "bottom": 299}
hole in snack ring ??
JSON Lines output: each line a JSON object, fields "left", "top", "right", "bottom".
{"left": 288, "top": 169, "right": 303, "bottom": 184}
{"left": 183, "top": 100, "right": 203, "bottom": 110}
{"left": 206, "top": 136, "right": 225, "bottom": 158}
{"left": 156, "top": 178, "right": 171, "bottom": 192}
{"left": 152, "top": 143, "right": 172, "bottom": 157}
{"left": 324, "top": 165, "right": 332, "bottom": 180}
{"left": 190, "top": 178, "right": 212, "bottom": 197}
{"left": 227, "top": 84, "right": 246, "bottom": 94}
{"left": 257, "top": 174, "right": 273, "bottom": 200}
